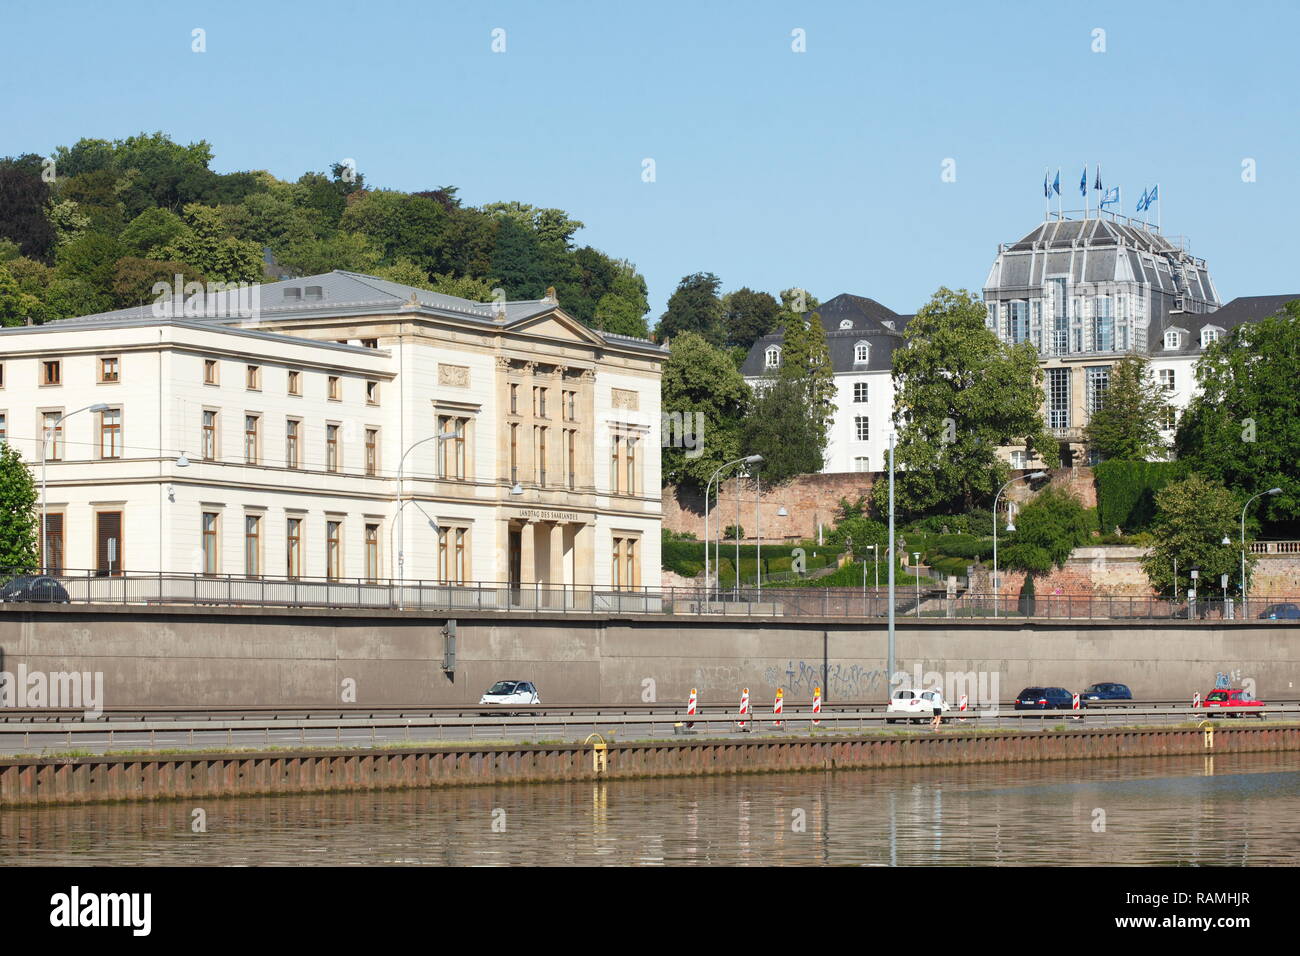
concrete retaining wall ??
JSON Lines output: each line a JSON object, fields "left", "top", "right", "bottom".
{"left": 2, "top": 605, "right": 1299, "bottom": 708}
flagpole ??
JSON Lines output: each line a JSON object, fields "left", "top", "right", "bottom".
{"left": 1044, "top": 167, "right": 1049, "bottom": 221}
{"left": 1056, "top": 168, "right": 1062, "bottom": 220}
{"left": 1083, "top": 163, "right": 1088, "bottom": 219}
{"left": 1156, "top": 182, "right": 1161, "bottom": 232}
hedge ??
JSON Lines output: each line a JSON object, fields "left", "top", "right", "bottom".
{"left": 1094, "top": 460, "right": 1189, "bottom": 532}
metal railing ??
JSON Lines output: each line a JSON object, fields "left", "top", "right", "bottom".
{"left": 4, "top": 569, "right": 1300, "bottom": 622}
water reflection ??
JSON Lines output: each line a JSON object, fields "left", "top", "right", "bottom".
{"left": 2, "top": 752, "right": 1298, "bottom": 866}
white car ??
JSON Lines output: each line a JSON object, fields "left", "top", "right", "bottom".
{"left": 886, "top": 687, "right": 950, "bottom": 723}
{"left": 479, "top": 680, "right": 541, "bottom": 712}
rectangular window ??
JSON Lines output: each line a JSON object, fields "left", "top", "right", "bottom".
{"left": 286, "top": 517, "right": 302, "bottom": 579}
{"left": 42, "top": 411, "right": 63, "bottom": 461}
{"left": 853, "top": 457, "right": 870, "bottom": 472}
{"left": 96, "top": 510, "right": 122, "bottom": 576}
{"left": 1158, "top": 369, "right": 1175, "bottom": 392}
{"left": 1093, "top": 298, "right": 1114, "bottom": 352}
{"left": 246, "top": 365, "right": 261, "bottom": 390}
{"left": 625, "top": 436, "right": 637, "bottom": 495}
{"left": 610, "top": 434, "right": 621, "bottom": 493}
{"left": 612, "top": 536, "right": 640, "bottom": 590}
{"left": 1161, "top": 406, "right": 1177, "bottom": 431}
{"left": 612, "top": 538, "right": 622, "bottom": 589}
{"left": 99, "top": 407, "right": 121, "bottom": 459}
{"left": 244, "top": 414, "right": 260, "bottom": 465}
{"left": 245, "top": 514, "right": 261, "bottom": 578}
{"left": 326, "top": 520, "right": 342, "bottom": 580}
{"left": 0, "top": 363, "right": 5, "bottom": 388}
{"left": 567, "top": 429, "right": 576, "bottom": 490}
{"left": 437, "top": 416, "right": 466, "bottom": 479}
{"left": 855, "top": 415, "right": 870, "bottom": 441}
{"left": 286, "top": 419, "right": 300, "bottom": 468}
{"left": 1047, "top": 367, "right": 1071, "bottom": 429}
{"left": 328, "top": 375, "right": 340, "bottom": 401}
{"left": 288, "top": 369, "right": 301, "bottom": 395}
{"left": 99, "top": 356, "right": 120, "bottom": 383}
{"left": 366, "top": 380, "right": 379, "bottom": 404}
{"left": 562, "top": 389, "right": 576, "bottom": 421}
{"left": 853, "top": 382, "right": 869, "bottom": 403}
{"left": 1009, "top": 300, "right": 1029, "bottom": 344}
{"left": 1010, "top": 450, "right": 1028, "bottom": 469}
{"left": 42, "top": 360, "right": 61, "bottom": 386}
{"left": 510, "top": 423, "right": 519, "bottom": 483}
{"left": 535, "top": 386, "right": 548, "bottom": 418}
{"left": 203, "top": 359, "right": 218, "bottom": 385}
{"left": 537, "top": 426, "right": 547, "bottom": 487}
{"left": 510, "top": 383, "right": 519, "bottom": 415}
{"left": 202, "top": 512, "right": 219, "bottom": 575}
{"left": 365, "top": 428, "right": 378, "bottom": 476}
{"left": 1048, "top": 279, "right": 1069, "bottom": 355}
{"left": 437, "top": 527, "right": 468, "bottom": 585}
{"left": 365, "top": 523, "right": 380, "bottom": 583}
{"left": 201, "top": 410, "right": 217, "bottom": 460}
{"left": 361, "top": 338, "right": 378, "bottom": 349}
{"left": 326, "top": 423, "right": 340, "bottom": 473}
{"left": 1085, "top": 366, "right": 1109, "bottom": 415}
{"left": 43, "top": 513, "right": 64, "bottom": 575}
{"left": 0, "top": 412, "right": 6, "bottom": 445}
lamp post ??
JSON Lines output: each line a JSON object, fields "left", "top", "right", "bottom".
{"left": 1190, "top": 568, "right": 1199, "bottom": 620}
{"left": 704, "top": 455, "right": 762, "bottom": 600}
{"left": 992, "top": 471, "right": 1047, "bottom": 618}
{"left": 1240, "top": 488, "right": 1281, "bottom": 617}
{"left": 913, "top": 551, "right": 921, "bottom": 617}
{"left": 392, "top": 428, "right": 462, "bottom": 591}
{"left": 40, "top": 403, "right": 110, "bottom": 573}
{"left": 887, "top": 431, "right": 896, "bottom": 689}
{"left": 755, "top": 468, "right": 762, "bottom": 595}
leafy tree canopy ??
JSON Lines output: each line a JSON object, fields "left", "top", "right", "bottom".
{"left": 1083, "top": 354, "right": 1169, "bottom": 461}
{"left": 999, "top": 486, "right": 1091, "bottom": 575}
{"left": 660, "top": 331, "right": 750, "bottom": 489}
{"left": 1140, "top": 473, "right": 1250, "bottom": 596}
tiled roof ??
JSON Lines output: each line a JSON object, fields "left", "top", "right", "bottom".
{"left": 741, "top": 293, "right": 909, "bottom": 376}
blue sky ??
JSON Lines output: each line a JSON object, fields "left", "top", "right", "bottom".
{"left": 5, "top": 0, "right": 1299, "bottom": 318}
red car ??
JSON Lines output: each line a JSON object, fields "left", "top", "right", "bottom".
{"left": 1200, "top": 688, "right": 1266, "bottom": 718}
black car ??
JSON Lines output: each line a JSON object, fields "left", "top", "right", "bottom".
{"left": 1014, "top": 686, "right": 1076, "bottom": 711}
{"left": 1081, "top": 682, "right": 1133, "bottom": 704}
{"left": 0, "top": 575, "right": 71, "bottom": 603}
{"left": 1258, "top": 603, "right": 1300, "bottom": 620}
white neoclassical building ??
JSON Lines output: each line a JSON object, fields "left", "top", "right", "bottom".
{"left": 0, "top": 271, "right": 664, "bottom": 592}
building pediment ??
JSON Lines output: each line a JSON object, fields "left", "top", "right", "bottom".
{"left": 505, "top": 308, "right": 607, "bottom": 347}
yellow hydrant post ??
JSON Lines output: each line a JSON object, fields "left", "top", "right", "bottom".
{"left": 584, "top": 733, "right": 608, "bottom": 774}
{"left": 1199, "top": 720, "right": 1215, "bottom": 750}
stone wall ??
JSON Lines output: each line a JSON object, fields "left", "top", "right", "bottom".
{"left": 663, "top": 472, "right": 874, "bottom": 543}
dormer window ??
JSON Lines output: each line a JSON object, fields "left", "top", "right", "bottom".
{"left": 1164, "top": 329, "right": 1180, "bottom": 350}
{"left": 854, "top": 341, "right": 870, "bottom": 364}
{"left": 882, "top": 320, "right": 895, "bottom": 330}
{"left": 1200, "top": 326, "right": 1222, "bottom": 348}
{"left": 839, "top": 319, "right": 853, "bottom": 330}
{"left": 764, "top": 345, "right": 781, "bottom": 369}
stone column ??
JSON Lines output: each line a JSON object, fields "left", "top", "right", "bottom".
{"left": 549, "top": 521, "right": 566, "bottom": 608}
{"left": 520, "top": 520, "right": 535, "bottom": 586}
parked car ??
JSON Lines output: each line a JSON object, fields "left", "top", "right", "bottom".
{"left": 1081, "top": 682, "right": 1133, "bottom": 704}
{"left": 1013, "top": 687, "right": 1077, "bottom": 711}
{"left": 0, "top": 575, "right": 70, "bottom": 604}
{"left": 478, "top": 680, "right": 541, "bottom": 713}
{"left": 886, "top": 687, "right": 950, "bottom": 723}
{"left": 1258, "top": 603, "right": 1300, "bottom": 620}
{"left": 1200, "top": 688, "right": 1265, "bottom": 718}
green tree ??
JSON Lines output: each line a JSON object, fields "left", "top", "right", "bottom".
{"left": 655, "top": 272, "right": 723, "bottom": 344}
{"left": 875, "top": 287, "right": 1057, "bottom": 518}
{"left": 276, "top": 230, "right": 382, "bottom": 277}
{"left": 825, "top": 496, "right": 887, "bottom": 549}
{"left": 0, "top": 442, "right": 39, "bottom": 576}
{"left": 427, "top": 271, "right": 500, "bottom": 302}
{"left": 1175, "top": 302, "right": 1300, "bottom": 535}
{"left": 660, "top": 331, "right": 749, "bottom": 489}
{"left": 721, "top": 287, "right": 781, "bottom": 350}
{"left": 1083, "top": 354, "right": 1169, "bottom": 460}
{"left": 999, "top": 487, "right": 1091, "bottom": 574}
{"left": 371, "top": 258, "right": 431, "bottom": 287}
{"left": 1140, "top": 473, "right": 1247, "bottom": 596}
{"left": 490, "top": 217, "right": 547, "bottom": 299}
{"left": 119, "top": 207, "right": 188, "bottom": 257}
{"left": 593, "top": 260, "right": 650, "bottom": 337}
{"left": 340, "top": 190, "right": 449, "bottom": 273}
{"left": 0, "top": 264, "right": 42, "bottom": 326}
{"left": 741, "top": 375, "right": 825, "bottom": 482}
{"left": 776, "top": 306, "right": 836, "bottom": 455}
{"left": 0, "top": 154, "right": 56, "bottom": 261}
{"left": 160, "top": 204, "right": 263, "bottom": 283}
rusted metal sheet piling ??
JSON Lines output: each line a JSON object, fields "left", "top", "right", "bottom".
{"left": 3, "top": 726, "right": 1297, "bottom": 807}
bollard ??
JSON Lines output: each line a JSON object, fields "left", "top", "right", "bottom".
{"left": 686, "top": 688, "right": 697, "bottom": 730}
{"left": 773, "top": 688, "right": 784, "bottom": 728}
{"left": 812, "top": 687, "right": 822, "bottom": 727}
{"left": 737, "top": 688, "right": 750, "bottom": 731}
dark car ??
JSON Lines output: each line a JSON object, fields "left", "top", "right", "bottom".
{"left": 1081, "top": 682, "right": 1133, "bottom": 704}
{"left": 0, "top": 575, "right": 71, "bottom": 604}
{"left": 1258, "top": 603, "right": 1300, "bottom": 620}
{"left": 1014, "top": 686, "right": 1076, "bottom": 711}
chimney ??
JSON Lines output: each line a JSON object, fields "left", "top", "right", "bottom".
{"left": 543, "top": 286, "right": 558, "bottom": 305}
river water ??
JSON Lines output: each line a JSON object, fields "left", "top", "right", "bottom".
{"left": 3, "top": 751, "right": 1298, "bottom": 865}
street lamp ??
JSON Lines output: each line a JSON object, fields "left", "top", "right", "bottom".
{"left": 704, "top": 455, "right": 762, "bottom": 599}
{"left": 913, "top": 552, "right": 921, "bottom": 617}
{"left": 1240, "top": 488, "right": 1281, "bottom": 616}
{"left": 392, "top": 428, "right": 463, "bottom": 587}
{"left": 40, "top": 403, "right": 110, "bottom": 573}
{"left": 992, "top": 471, "right": 1047, "bottom": 618}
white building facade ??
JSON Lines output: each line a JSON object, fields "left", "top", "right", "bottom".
{"left": 0, "top": 271, "right": 664, "bottom": 593}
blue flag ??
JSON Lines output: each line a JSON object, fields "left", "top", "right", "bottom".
{"left": 1094, "top": 166, "right": 1103, "bottom": 191}
{"left": 1147, "top": 184, "right": 1159, "bottom": 205}
{"left": 1100, "top": 186, "right": 1119, "bottom": 208}
{"left": 1080, "top": 166, "right": 1087, "bottom": 197}
{"left": 1138, "top": 188, "right": 1148, "bottom": 212}
{"left": 1043, "top": 172, "right": 1050, "bottom": 198}
{"left": 1052, "top": 170, "right": 1061, "bottom": 195}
